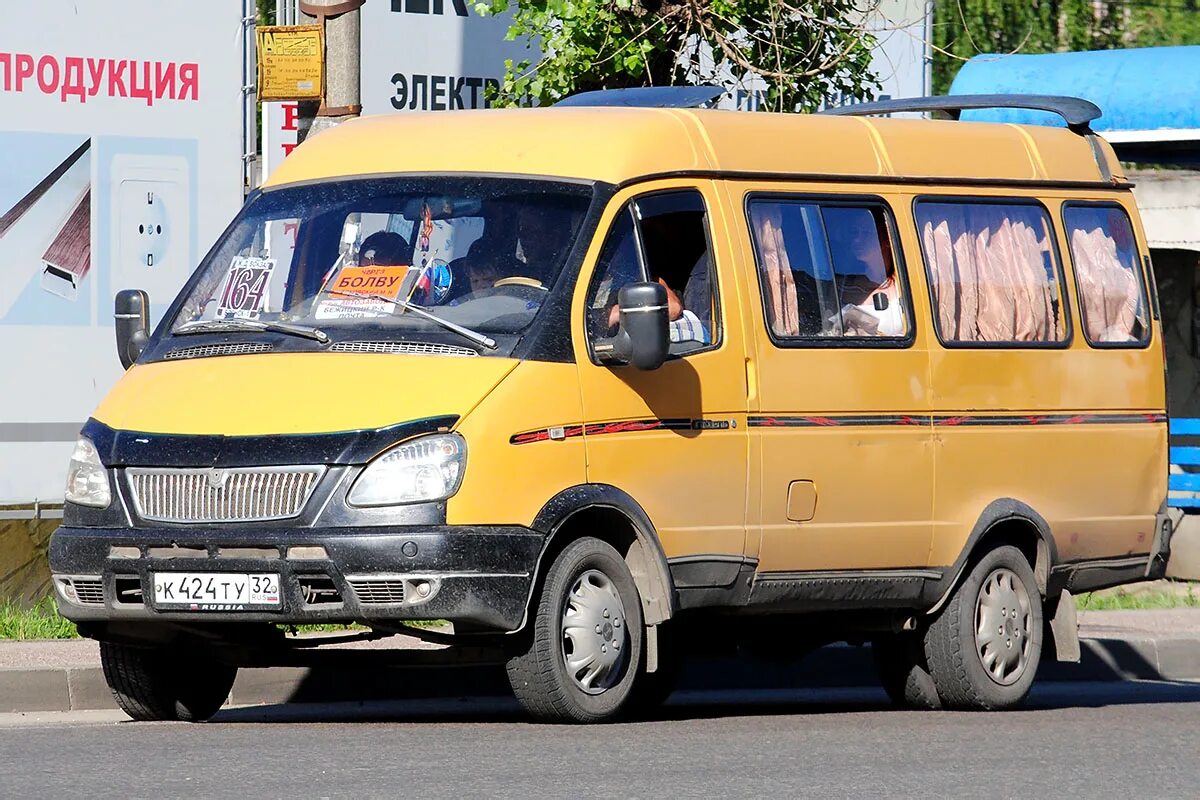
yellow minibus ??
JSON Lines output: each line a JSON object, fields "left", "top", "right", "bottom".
{"left": 51, "top": 91, "right": 1170, "bottom": 722}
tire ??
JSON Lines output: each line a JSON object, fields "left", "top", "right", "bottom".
{"left": 872, "top": 632, "right": 942, "bottom": 710}
{"left": 100, "top": 641, "right": 237, "bottom": 722}
{"left": 923, "top": 545, "right": 1043, "bottom": 710}
{"left": 505, "top": 537, "right": 644, "bottom": 723}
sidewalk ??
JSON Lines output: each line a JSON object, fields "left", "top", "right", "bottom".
{"left": 2, "top": 609, "right": 1199, "bottom": 714}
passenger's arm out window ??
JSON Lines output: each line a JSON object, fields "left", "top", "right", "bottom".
{"left": 747, "top": 200, "right": 910, "bottom": 342}
{"left": 1063, "top": 205, "right": 1149, "bottom": 346}
{"left": 585, "top": 190, "right": 721, "bottom": 358}
{"left": 915, "top": 201, "right": 1068, "bottom": 345}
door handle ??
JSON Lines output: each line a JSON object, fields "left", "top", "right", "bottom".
{"left": 745, "top": 357, "right": 757, "bottom": 402}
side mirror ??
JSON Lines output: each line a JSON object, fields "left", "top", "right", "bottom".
{"left": 609, "top": 281, "right": 670, "bottom": 370}
{"left": 114, "top": 289, "right": 150, "bottom": 370}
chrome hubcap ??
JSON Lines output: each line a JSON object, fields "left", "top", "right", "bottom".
{"left": 974, "top": 567, "right": 1032, "bottom": 686}
{"left": 561, "top": 569, "right": 628, "bottom": 695}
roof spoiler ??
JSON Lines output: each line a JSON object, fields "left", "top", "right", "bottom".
{"left": 820, "top": 94, "right": 1102, "bottom": 135}
{"left": 555, "top": 85, "right": 725, "bottom": 109}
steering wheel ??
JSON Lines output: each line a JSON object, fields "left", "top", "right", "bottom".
{"left": 493, "top": 276, "right": 548, "bottom": 291}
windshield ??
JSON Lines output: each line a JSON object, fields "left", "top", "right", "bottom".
{"left": 169, "top": 177, "right": 592, "bottom": 348}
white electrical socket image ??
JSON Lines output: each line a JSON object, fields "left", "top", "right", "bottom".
{"left": 109, "top": 153, "right": 190, "bottom": 305}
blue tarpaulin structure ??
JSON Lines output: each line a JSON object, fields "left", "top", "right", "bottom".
{"left": 949, "top": 46, "right": 1200, "bottom": 163}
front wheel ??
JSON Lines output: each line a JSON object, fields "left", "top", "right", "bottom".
{"left": 923, "top": 545, "right": 1043, "bottom": 710}
{"left": 100, "top": 641, "right": 237, "bottom": 722}
{"left": 505, "top": 537, "right": 644, "bottom": 723}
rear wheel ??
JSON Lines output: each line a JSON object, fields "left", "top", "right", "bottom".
{"left": 100, "top": 641, "right": 236, "bottom": 722}
{"left": 872, "top": 632, "right": 941, "bottom": 710}
{"left": 923, "top": 545, "right": 1043, "bottom": 710}
{"left": 505, "top": 537, "right": 644, "bottom": 723}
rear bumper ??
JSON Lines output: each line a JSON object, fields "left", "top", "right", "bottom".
{"left": 49, "top": 524, "right": 545, "bottom": 632}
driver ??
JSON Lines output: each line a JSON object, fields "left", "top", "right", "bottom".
{"left": 447, "top": 201, "right": 579, "bottom": 301}
{"left": 514, "top": 203, "right": 576, "bottom": 281}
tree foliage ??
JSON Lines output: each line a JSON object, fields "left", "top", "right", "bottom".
{"left": 933, "top": 0, "right": 1200, "bottom": 94}
{"left": 477, "top": 0, "right": 882, "bottom": 112}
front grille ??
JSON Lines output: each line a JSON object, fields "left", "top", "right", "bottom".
{"left": 330, "top": 340, "right": 477, "bottom": 357}
{"left": 348, "top": 578, "right": 406, "bottom": 605}
{"left": 127, "top": 466, "right": 324, "bottom": 523}
{"left": 72, "top": 579, "right": 105, "bottom": 606}
{"left": 164, "top": 342, "right": 273, "bottom": 360}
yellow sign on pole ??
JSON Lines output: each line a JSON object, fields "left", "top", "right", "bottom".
{"left": 256, "top": 25, "right": 324, "bottom": 101}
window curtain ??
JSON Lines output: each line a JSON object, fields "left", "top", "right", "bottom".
{"left": 1070, "top": 226, "right": 1141, "bottom": 342}
{"left": 921, "top": 205, "right": 1060, "bottom": 342}
{"left": 752, "top": 206, "right": 800, "bottom": 337}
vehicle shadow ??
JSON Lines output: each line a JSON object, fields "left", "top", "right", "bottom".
{"left": 208, "top": 643, "right": 1200, "bottom": 726}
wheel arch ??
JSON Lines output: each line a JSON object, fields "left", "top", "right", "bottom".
{"left": 925, "top": 498, "right": 1058, "bottom": 615}
{"left": 523, "top": 483, "right": 677, "bottom": 631}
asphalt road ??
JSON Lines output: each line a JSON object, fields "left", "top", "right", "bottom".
{"left": 4, "top": 681, "right": 1197, "bottom": 799}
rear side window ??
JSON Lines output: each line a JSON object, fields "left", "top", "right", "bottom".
{"left": 747, "top": 199, "right": 910, "bottom": 342}
{"left": 1063, "top": 205, "right": 1150, "bottom": 346}
{"left": 916, "top": 201, "right": 1068, "bottom": 345}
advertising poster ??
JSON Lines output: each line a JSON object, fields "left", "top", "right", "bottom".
{"left": 256, "top": 24, "right": 323, "bottom": 101}
{"left": 0, "top": 1, "right": 245, "bottom": 502}
{"left": 360, "top": 0, "right": 531, "bottom": 114}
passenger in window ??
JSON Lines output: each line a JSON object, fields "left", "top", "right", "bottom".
{"left": 453, "top": 230, "right": 523, "bottom": 295}
{"left": 602, "top": 275, "right": 710, "bottom": 346}
{"left": 826, "top": 208, "right": 904, "bottom": 337}
{"left": 641, "top": 213, "right": 713, "bottom": 346}
{"left": 316, "top": 229, "right": 410, "bottom": 292}
{"left": 358, "top": 231, "right": 408, "bottom": 266}
{"left": 593, "top": 211, "right": 714, "bottom": 349}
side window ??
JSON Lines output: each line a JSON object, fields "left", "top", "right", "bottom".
{"left": 1063, "top": 205, "right": 1150, "bottom": 346}
{"left": 916, "top": 201, "right": 1068, "bottom": 345}
{"left": 585, "top": 190, "right": 719, "bottom": 357}
{"left": 747, "top": 199, "right": 909, "bottom": 341}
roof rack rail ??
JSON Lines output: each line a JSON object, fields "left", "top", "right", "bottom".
{"left": 819, "top": 94, "right": 1102, "bottom": 134}
{"left": 554, "top": 85, "right": 725, "bottom": 109}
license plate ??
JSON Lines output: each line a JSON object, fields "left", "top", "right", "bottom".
{"left": 151, "top": 572, "right": 281, "bottom": 611}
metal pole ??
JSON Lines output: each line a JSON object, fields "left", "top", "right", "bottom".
{"left": 243, "top": 0, "right": 258, "bottom": 191}
{"left": 923, "top": 0, "right": 934, "bottom": 98}
{"left": 298, "top": 0, "right": 361, "bottom": 143}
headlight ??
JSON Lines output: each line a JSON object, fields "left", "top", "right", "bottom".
{"left": 65, "top": 438, "right": 111, "bottom": 508}
{"left": 348, "top": 433, "right": 466, "bottom": 506}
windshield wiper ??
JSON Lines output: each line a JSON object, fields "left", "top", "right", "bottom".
{"left": 175, "top": 318, "right": 330, "bottom": 344}
{"left": 315, "top": 290, "right": 498, "bottom": 350}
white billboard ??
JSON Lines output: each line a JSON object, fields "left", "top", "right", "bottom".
{"left": 360, "top": 0, "right": 530, "bottom": 114}
{"left": 359, "top": 1, "right": 927, "bottom": 115}
{"left": 0, "top": 1, "right": 247, "bottom": 503}
{"left": 867, "top": 0, "right": 929, "bottom": 102}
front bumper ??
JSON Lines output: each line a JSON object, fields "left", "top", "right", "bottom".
{"left": 49, "top": 525, "right": 545, "bottom": 632}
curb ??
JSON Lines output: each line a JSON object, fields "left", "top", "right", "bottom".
{"left": 3, "top": 634, "right": 1198, "bottom": 714}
